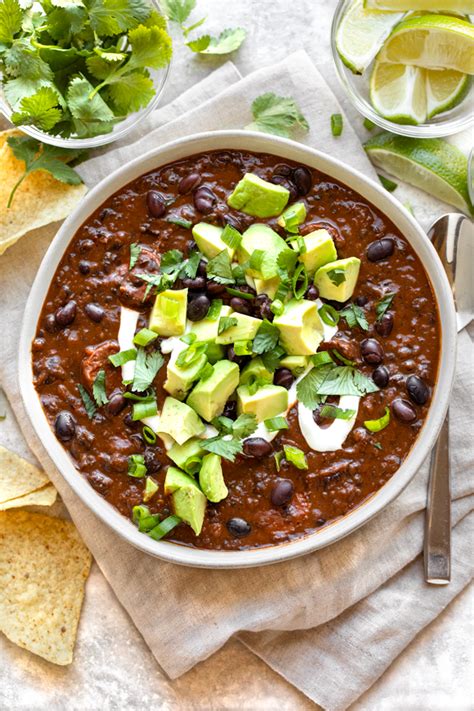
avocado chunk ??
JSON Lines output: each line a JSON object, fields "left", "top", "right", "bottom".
{"left": 216, "top": 312, "right": 261, "bottom": 345}
{"left": 277, "top": 202, "right": 307, "bottom": 232}
{"left": 254, "top": 276, "right": 280, "bottom": 299}
{"left": 192, "top": 222, "right": 235, "bottom": 259}
{"left": 199, "top": 453, "right": 228, "bottom": 503}
{"left": 237, "top": 224, "right": 290, "bottom": 280}
{"left": 314, "top": 257, "right": 361, "bottom": 302}
{"left": 279, "top": 355, "right": 310, "bottom": 375}
{"left": 291, "top": 229, "right": 337, "bottom": 275}
{"left": 149, "top": 289, "right": 188, "bottom": 336}
{"left": 239, "top": 357, "right": 274, "bottom": 387}
{"left": 164, "top": 466, "right": 206, "bottom": 535}
{"left": 168, "top": 438, "right": 205, "bottom": 473}
{"left": 237, "top": 384, "right": 288, "bottom": 422}
{"left": 158, "top": 396, "right": 205, "bottom": 445}
{"left": 273, "top": 298, "right": 324, "bottom": 355}
{"left": 164, "top": 352, "right": 207, "bottom": 400}
{"left": 227, "top": 173, "right": 289, "bottom": 218}
{"left": 187, "top": 360, "right": 239, "bottom": 422}
{"left": 190, "top": 304, "right": 231, "bottom": 346}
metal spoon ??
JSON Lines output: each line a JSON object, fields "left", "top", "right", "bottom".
{"left": 424, "top": 213, "right": 473, "bottom": 584}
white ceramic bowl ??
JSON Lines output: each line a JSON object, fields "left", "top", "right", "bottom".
{"left": 19, "top": 131, "right": 457, "bottom": 568}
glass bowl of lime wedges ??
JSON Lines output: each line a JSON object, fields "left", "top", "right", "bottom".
{"left": 0, "top": 0, "right": 171, "bottom": 149}
{"left": 331, "top": 0, "right": 474, "bottom": 137}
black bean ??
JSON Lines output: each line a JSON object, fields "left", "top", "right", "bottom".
{"left": 243, "top": 437, "right": 273, "bottom": 458}
{"left": 206, "top": 280, "right": 226, "bottom": 296}
{"left": 197, "top": 259, "right": 207, "bottom": 277}
{"left": 271, "top": 479, "right": 294, "bottom": 506}
{"left": 123, "top": 413, "right": 135, "bottom": 428}
{"left": 360, "top": 338, "right": 384, "bottom": 365}
{"left": 45, "top": 314, "right": 57, "bottom": 333}
{"left": 107, "top": 392, "right": 127, "bottom": 416}
{"left": 187, "top": 239, "right": 197, "bottom": 253}
{"left": 223, "top": 399, "right": 237, "bottom": 420}
{"left": 194, "top": 186, "right": 216, "bottom": 214}
{"left": 392, "top": 398, "right": 417, "bottom": 423}
{"left": 305, "top": 285, "right": 319, "bottom": 301}
{"left": 224, "top": 214, "right": 245, "bottom": 232}
{"left": 372, "top": 365, "right": 389, "bottom": 388}
{"left": 227, "top": 345, "right": 247, "bottom": 366}
{"left": 293, "top": 166, "right": 312, "bottom": 195}
{"left": 178, "top": 172, "right": 201, "bottom": 194}
{"left": 230, "top": 296, "right": 252, "bottom": 315}
{"left": 181, "top": 276, "right": 206, "bottom": 290}
{"left": 55, "top": 411, "right": 76, "bottom": 441}
{"left": 84, "top": 303, "right": 105, "bottom": 323}
{"left": 375, "top": 312, "right": 393, "bottom": 337}
{"left": 147, "top": 190, "right": 166, "bottom": 218}
{"left": 187, "top": 294, "right": 210, "bottom": 321}
{"left": 271, "top": 175, "right": 298, "bottom": 202}
{"left": 227, "top": 517, "right": 251, "bottom": 538}
{"left": 274, "top": 368, "right": 294, "bottom": 389}
{"left": 406, "top": 375, "right": 430, "bottom": 405}
{"left": 234, "top": 284, "right": 256, "bottom": 297}
{"left": 88, "top": 470, "right": 112, "bottom": 496}
{"left": 144, "top": 449, "right": 162, "bottom": 474}
{"left": 55, "top": 300, "right": 77, "bottom": 328}
{"left": 354, "top": 295, "right": 368, "bottom": 306}
{"left": 366, "top": 237, "right": 395, "bottom": 262}
{"left": 78, "top": 260, "right": 91, "bottom": 275}
{"left": 254, "top": 294, "right": 273, "bottom": 320}
{"left": 273, "top": 163, "right": 292, "bottom": 177}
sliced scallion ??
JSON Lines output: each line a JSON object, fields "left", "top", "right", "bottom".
{"left": 283, "top": 444, "right": 308, "bottom": 470}
{"left": 318, "top": 304, "right": 340, "bottom": 327}
{"left": 134, "top": 328, "right": 158, "bottom": 347}
{"left": 270, "top": 299, "right": 284, "bottom": 316}
{"left": 319, "top": 404, "right": 356, "bottom": 420}
{"left": 148, "top": 515, "right": 182, "bottom": 540}
{"left": 166, "top": 216, "right": 193, "bottom": 229}
{"left": 109, "top": 348, "right": 137, "bottom": 367}
{"left": 331, "top": 113, "right": 343, "bottom": 137}
{"left": 142, "top": 425, "right": 157, "bottom": 444}
{"left": 364, "top": 406, "right": 390, "bottom": 432}
{"left": 221, "top": 223, "right": 242, "bottom": 249}
{"left": 264, "top": 416, "right": 289, "bottom": 432}
{"left": 225, "top": 287, "right": 254, "bottom": 301}
{"left": 128, "top": 454, "right": 147, "bottom": 478}
{"left": 311, "top": 351, "right": 334, "bottom": 367}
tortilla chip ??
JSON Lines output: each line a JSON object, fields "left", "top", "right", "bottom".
{"left": 0, "top": 510, "right": 91, "bottom": 665}
{"left": 0, "top": 483, "right": 57, "bottom": 510}
{"left": 0, "top": 129, "right": 87, "bottom": 255}
{"left": 0, "top": 445, "right": 51, "bottom": 503}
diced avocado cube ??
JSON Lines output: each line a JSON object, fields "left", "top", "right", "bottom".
{"left": 314, "top": 257, "right": 361, "bottom": 302}
{"left": 227, "top": 173, "right": 289, "bottom": 218}
{"left": 237, "top": 224, "right": 290, "bottom": 280}
{"left": 192, "top": 222, "right": 235, "bottom": 259}
{"left": 277, "top": 202, "right": 307, "bottom": 232}
{"left": 237, "top": 384, "right": 288, "bottom": 423}
{"left": 158, "top": 397, "right": 205, "bottom": 445}
{"left": 149, "top": 289, "right": 188, "bottom": 336}
{"left": 199, "top": 453, "right": 228, "bottom": 503}
{"left": 240, "top": 357, "right": 274, "bottom": 387}
{"left": 254, "top": 276, "right": 280, "bottom": 299}
{"left": 279, "top": 355, "right": 309, "bottom": 375}
{"left": 190, "top": 305, "right": 232, "bottom": 344}
{"left": 291, "top": 229, "right": 337, "bottom": 275}
{"left": 273, "top": 299, "right": 324, "bottom": 355}
{"left": 187, "top": 360, "right": 239, "bottom": 422}
{"left": 168, "top": 438, "right": 205, "bottom": 472}
{"left": 205, "top": 343, "right": 226, "bottom": 364}
{"left": 215, "top": 312, "right": 261, "bottom": 345}
{"left": 164, "top": 466, "right": 206, "bottom": 535}
{"left": 164, "top": 353, "right": 207, "bottom": 400}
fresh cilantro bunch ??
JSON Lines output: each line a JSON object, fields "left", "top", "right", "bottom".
{"left": 0, "top": 0, "right": 172, "bottom": 139}
{"left": 160, "top": 0, "right": 246, "bottom": 54}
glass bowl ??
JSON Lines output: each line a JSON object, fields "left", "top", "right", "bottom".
{"left": 0, "top": 0, "right": 171, "bottom": 149}
{"left": 331, "top": 0, "right": 474, "bottom": 138}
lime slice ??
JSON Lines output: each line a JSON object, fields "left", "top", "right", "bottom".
{"left": 335, "top": 0, "right": 405, "bottom": 74}
{"left": 379, "top": 14, "right": 474, "bottom": 74}
{"left": 364, "top": 0, "right": 474, "bottom": 12}
{"left": 426, "top": 69, "right": 470, "bottom": 118}
{"left": 365, "top": 132, "right": 473, "bottom": 214}
{"left": 370, "top": 61, "right": 427, "bottom": 124}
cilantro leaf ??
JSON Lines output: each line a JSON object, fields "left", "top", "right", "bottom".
{"left": 206, "top": 250, "right": 234, "bottom": 285}
{"left": 187, "top": 27, "right": 246, "bottom": 55}
{"left": 160, "top": 249, "right": 183, "bottom": 273}
{"left": 160, "top": 0, "right": 195, "bottom": 24}
{"left": 296, "top": 365, "right": 333, "bottom": 410}
{"left": 218, "top": 316, "right": 238, "bottom": 335}
{"left": 106, "top": 71, "right": 155, "bottom": 113}
{"left": 327, "top": 268, "right": 346, "bottom": 286}
{"left": 0, "top": 0, "right": 23, "bottom": 43}
{"left": 317, "top": 366, "right": 379, "bottom": 397}
{"left": 245, "top": 92, "right": 309, "bottom": 138}
{"left": 67, "top": 76, "right": 115, "bottom": 137}
{"left": 231, "top": 413, "right": 257, "bottom": 439}
{"left": 11, "top": 87, "right": 63, "bottom": 131}
{"left": 129, "top": 242, "right": 141, "bottom": 269}
{"left": 260, "top": 346, "right": 285, "bottom": 372}
{"left": 88, "top": 0, "right": 152, "bottom": 36}
{"left": 319, "top": 404, "right": 355, "bottom": 420}
{"left": 132, "top": 348, "right": 164, "bottom": 392}
{"left": 47, "top": 5, "right": 87, "bottom": 41}
{"left": 340, "top": 303, "right": 369, "bottom": 331}
{"left": 182, "top": 250, "right": 201, "bottom": 279}
{"left": 375, "top": 292, "right": 396, "bottom": 321}
{"left": 77, "top": 383, "right": 96, "bottom": 419}
{"left": 127, "top": 24, "right": 173, "bottom": 70}
{"left": 201, "top": 436, "right": 242, "bottom": 462}
{"left": 252, "top": 320, "right": 279, "bottom": 354}
{"left": 92, "top": 369, "right": 109, "bottom": 407}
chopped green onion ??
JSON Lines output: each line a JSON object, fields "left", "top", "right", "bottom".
{"left": 274, "top": 282, "right": 290, "bottom": 302}
{"left": 331, "top": 113, "right": 343, "bottom": 137}
{"left": 249, "top": 249, "right": 265, "bottom": 271}
{"left": 180, "top": 332, "right": 197, "bottom": 345}
{"left": 218, "top": 316, "right": 238, "bottom": 335}
{"left": 132, "top": 504, "right": 159, "bottom": 532}
{"left": 232, "top": 263, "right": 247, "bottom": 285}
{"left": 77, "top": 384, "right": 96, "bottom": 419}
{"left": 148, "top": 515, "right": 182, "bottom": 540}
{"left": 327, "top": 268, "right": 346, "bottom": 286}
{"left": 176, "top": 342, "right": 207, "bottom": 368}
{"left": 132, "top": 398, "right": 158, "bottom": 421}
{"left": 318, "top": 304, "right": 340, "bottom": 327}
{"left": 134, "top": 328, "right": 158, "bottom": 347}
{"left": 364, "top": 406, "right": 390, "bottom": 432}
{"left": 283, "top": 444, "right": 308, "bottom": 470}
{"left": 265, "top": 416, "right": 289, "bottom": 432}
{"left": 378, "top": 174, "right": 398, "bottom": 192}
{"left": 166, "top": 216, "right": 193, "bottom": 229}
{"left": 274, "top": 451, "right": 284, "bottom": 472}
{"left": 296, "top": 235, "right": 306, "bottom": 254}
{"left": 123, "top": 389, "right": 155, "bottom": 401}
{"left": 109, "top": 348, "right": 137, "bottom": 367}
{"left": 225, "top": 287, "right": 254, "bottom": 300}
{"left": 221, "top": 224, "right": 242, "bottom": 249}
{"left": 234, "top": 340, "right": 253, "bottom": 356}
{"left": 206, "top": 299, "right": 223, "bottom": 320}
{"left": 198, "top": 362, "right": 214, "bottom": 381}
{"left": 332, "top": 350, "right": 355, "bottom": 366}
{"left": 270, "top": 298, "right": 284, "bottom": 316}
{"left": 278, "top": 202, "right": 307, "bottom": 234}
{"left": 292, "top": 263, "right": 308, "bottom": 299}
{"left": 373, "top": 441, "right": 383, "bottom": 450}
{"left": 128, "top": 454, "right": 147, "bottom": 478}
{"left": 363, "top": 118, "right": 376, "bottom": 131}
{"left": 143, "top": 477, "right": 158, "bottom": 502}
{"left": 311, "top": 351, "right": 334, "bottom": 367}
{"left": 92, "top": 369, "right": 108, "bottom": 407}
{"left": 319, "top": 404, "right": 356, "bottom": 420}
{"left": 142, "top": 425, "right": 157, "bottom": 444}
{"left": 183, "top": 455, "right": 202, "bottom": 475}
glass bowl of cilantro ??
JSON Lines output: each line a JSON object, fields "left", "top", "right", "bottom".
{"left": 0, "top": 0, "right": 172, "bottom": 148}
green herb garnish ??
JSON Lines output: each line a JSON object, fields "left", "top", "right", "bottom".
{"left": 252, "top": 319, "right": 279, "bottom": 354}
{"left": 318, "top": 304, "right": 340, "bottom": 327}
{"left": 331, "top": 113, "right": 343, "bottom": 137}
{"left": 147, "top": 514, "right": 182, "bottom": 540}
{"left": 319, "top": 404, "right": 356, "bottom": 421}
{"left": 206, "top": 250, "right": 235, "bottom": 284}
{"left": 264, "top": 416, "right": 288, "bottom": 432}
{"left": 142, "top": 425, "right": 157, "bottom": 444}
{"left": 109, "top": 348, "right": 137, "bottom": 367}
{"left": 283, "top": 444, "right": 308, "bottom": 470}
{"left": 327, "top": 267, "right": 346, "bottom": 286}
{"left": 364, "top": 406, "right": 390, "bottom": 432}
{"left": 92, "top": 369, "right": 108, "bottom": 407}
{"left": 128, "top": 453, "right": 147, "bottom": 478}
{"left": 131, "top": 348, "right": 164, "bottom": 392}
{"left": 206, "top": 298, "right": 223, "bottom": 320}
{"left": 340, "top": 303, "right": 369, "bottom": 331}
{"left": 225, "top": 287, "right": 254, "bottom": 301}
{"left": 297, "top": 363, "right": 379, "bottom": 409}
{"left": 77, "top": 383, "right": 96, "bottom": 419}
{"left": 187, "top": 27, "right": 247, "bottom": 54}
{"left": 245, "top": 92, "right": 309, "bottom": 138}
{"left": 311, "top": 351, "right": 334, "bottom": 367}
{"left": 378, "top": 174, "right": 398, "bottom": 192}
{"left": 129, "top": 243, "right": 141, "bottom": 269}
{"left": 375, "top": 292, "right": 396, "bottom": 321}
{"left": 221, "top": 224, "right": 242, "bottom": 250}
{"left": 166, "top": 216, "right": 193, "bottom": 229}
{"left": 134, "top": 328, "right": 158, "bottom": 347}
{"left": 201, "top": 436, "right": 242, "bottom": 462}
{"left": 363, "top": 118, "right": 376, "bottom": 131}
{"left": 218, "top": 316, "right": 238, "bottom": 335}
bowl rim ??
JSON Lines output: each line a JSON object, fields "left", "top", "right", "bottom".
{"left": 18, "top": 129, "right": 457, "bottom": 568}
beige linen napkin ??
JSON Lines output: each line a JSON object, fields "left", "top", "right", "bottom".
{"left": 1, "top": 51, "right": 473, "bottom": 711}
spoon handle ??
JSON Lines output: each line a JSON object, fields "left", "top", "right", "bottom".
{"left": 424, "top": 411, "right": 451, "bottom": 584}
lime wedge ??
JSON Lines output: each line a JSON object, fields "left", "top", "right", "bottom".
{"left": 365, "top": 132, "right": 473, "bottom": 214}
{"left": 379, "top": 14, "right": 474, "bottom": 74}
{"left": 364, "top": 0, "right": 474, "bottom": 12}
{"left": 426, "top": 69, "right": 470, "bottom": 118}
{"left": 370, "top": 61, "right": 427, "bottom": 124}
{"left": 335, "top": 0, "right": 405, "bottom": 74}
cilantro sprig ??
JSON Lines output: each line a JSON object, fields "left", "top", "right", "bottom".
{"left": 245, "top": 93, "right": 309, "bottom": 138}
{"left": 161, "top": 0, "right": 246, "bottom": 54}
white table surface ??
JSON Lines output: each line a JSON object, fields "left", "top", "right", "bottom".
{"left": 0, "top": 1, "right": 472, "bottom": 708}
